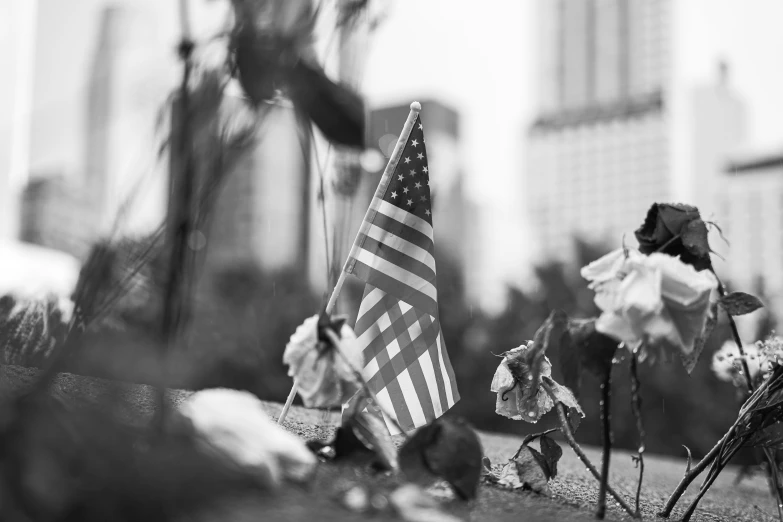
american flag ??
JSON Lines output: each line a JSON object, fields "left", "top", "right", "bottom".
{"left": 343, "top": 110, "right": 459, "bottom": 433}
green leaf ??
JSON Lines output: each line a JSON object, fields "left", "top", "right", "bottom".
{"left": 720, "top": 292, "right": 764, "bottom": 316}
{"left": 539, "top": 435, "right": 563, "bottom": 479}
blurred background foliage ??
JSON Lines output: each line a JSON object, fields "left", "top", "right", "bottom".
{"left": 25, "top": 232, "right": 773, "bottom": 464}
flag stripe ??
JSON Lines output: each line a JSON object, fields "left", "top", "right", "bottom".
{"left": 437, "top": 331, "right": 460, "bottom": 405}
{"left": 363, "top": 209, "right": 435, "bottom": 256}
{"left": 371, "top": 198, "right": 434, "bottom": 239}
{"left": 351, "top": 260, "right": 439, "bottom": 318}
{"left": 353, "top": 248, "right": 437, "bottom": 303}
{"left": 363, "top": 223, "right": 436, "bottom": 271}
{"left": 356, "top": 233, "right": 437, "bottom": 285}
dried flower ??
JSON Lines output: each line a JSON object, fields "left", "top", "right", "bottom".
{"left": 283, "top": 314, "right": 362, "bottom": 408}
{"left": 490, "top": 342, "right": 583, "bottom": 423}
{"left": 581, "top": 249, "right": 717, "bottom": 362}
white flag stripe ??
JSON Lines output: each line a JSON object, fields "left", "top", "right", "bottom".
{"left": 397, "top": 368, "right": 428, "bottom": 428}
{"left": 372, "top": 198, "right": 434, "bottom": 240}
{"left": 418, "top": 349, "right": 444, "bottom": 417}
{"left": 357, "top": 286, "right": 385, "bottom": 316}
{"left": 436, "top": 332, "right": 456, "bottom": 407}
{"left": 376, "top": 387, "right": 403, "bottom": 436}
{"left": 364, "top": 223, "right": 437, "bottom": 272}
{"left": 353, "top": 248, "right": 438, "bottom": 302}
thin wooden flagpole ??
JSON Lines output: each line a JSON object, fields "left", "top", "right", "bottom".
{"left": 277, "top": 101, "right": 422, "bottom": 425}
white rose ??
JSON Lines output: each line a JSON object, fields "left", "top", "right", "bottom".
{"left": 582, "top": 249, "right": 718, "bottom": 357}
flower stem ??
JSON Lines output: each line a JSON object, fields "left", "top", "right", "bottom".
{"left": 630, "top": 352, "right": 645, "bottom": 516}
{"left": 713, "top": 274, "right": 755, "bottom": 394}
{"left": 542, "top": 382, "right": 638, "bottom": 519}
{"left": 657, "top": 435, "right": 726, "bottom": 517}
{"left": 596, "top": 372, "right": 612, "bottom": 520}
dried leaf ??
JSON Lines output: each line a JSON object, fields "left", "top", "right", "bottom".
{"left": 720, "top": 292, "right": 764, "bottom": 317}
{"left": 399, "top": 417, "right": 483, "bottom": 500}
{"left": 514, "top": 447, "right": 552, "bottom": 495}
{"left": 349, "top": 408, "right": 398, "bottom": 471}
{"left": 539, "top": 435, "right": 563, "bottom": 479}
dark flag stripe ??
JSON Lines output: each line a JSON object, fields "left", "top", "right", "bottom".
{"left": 351, "top": 260, "right": 439, "bottom": 318}
{"left": 356, "top": 233, "right": 437, "bottom": 285}
{"left": 366, "top": 210, "right": 435, "bottom": 255}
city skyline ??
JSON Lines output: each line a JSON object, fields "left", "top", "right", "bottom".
{"left": 3, "top": 0, "right": 783, "bottom": 313}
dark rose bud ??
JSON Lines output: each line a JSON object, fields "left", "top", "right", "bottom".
{"left": 634, "top": 203, "right": 712, "bottom": 271}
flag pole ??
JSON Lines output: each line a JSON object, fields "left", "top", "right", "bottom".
{"left": 277, "top": 101, "right": 422, "bottom": 425}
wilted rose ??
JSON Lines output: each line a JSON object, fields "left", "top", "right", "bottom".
{"left": 582, "top": 249, "right": 718, "bottom": 361}
{"left": 490, "top": 342, "right": 583, "bottom": 423}
{"left": 283, "top": 314, "right": 362, "bottom": 409}
{"left": 634, "top": 203, "right": 712, "bottom": 270}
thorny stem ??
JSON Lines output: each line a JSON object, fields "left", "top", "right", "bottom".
{"left": 596, "top": 371, "right": 612, "bottom": 520}
{"left": 324, "top": 328, "right": 408, "bottom": 438}
{"left": 659, "top": 272, "right": 756, "bottom": 516}
{"left": 542, "top": 383, "right": 638, "bottom": 519}
{"left": 630, "top": 352, "right": 645, "bottom": 516}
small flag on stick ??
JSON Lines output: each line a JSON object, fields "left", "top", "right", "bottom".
{"left": 342, "top": 102, "right": 459, "bottom": 434}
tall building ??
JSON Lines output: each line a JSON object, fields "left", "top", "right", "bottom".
{"left": 195, "top": 98, "right": 311, "bottom": 277}
{"left": 718, "top": 150, "right": 783, "bottom": 333}
{"left": 526, "top": 0, "right": 748, "bottom": 263}
{"left": 19, "top": 174, "right": 93, "bottom": 260}
{"left": 527, "top": 0, "right": 672, "bottom": 260}
{"left": 83, "top": 4, "right": 168, "bottom": 235}
{"left": 689, "top": 62, "right": 747, "bottom": 220}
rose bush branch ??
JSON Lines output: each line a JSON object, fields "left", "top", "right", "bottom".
{"left": 541, "top": 382, "right": 638, "bottom": 519}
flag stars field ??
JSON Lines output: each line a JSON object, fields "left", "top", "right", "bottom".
{"left": 343, "top": 110, "right": 458, "bottom": 433}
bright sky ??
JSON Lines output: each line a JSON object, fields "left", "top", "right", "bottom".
{"left": 3, "top": 0, "right": 783, "bottom": 308}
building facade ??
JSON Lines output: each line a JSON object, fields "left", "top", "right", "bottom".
{"left": 718, "top": 151, "right": 783, "bottom": 329}
{"left": 527, "top": 0, "right": 672, "bottom": 261}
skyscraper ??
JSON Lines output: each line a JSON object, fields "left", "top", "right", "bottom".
{"left": 527, "top": 0, "right": 672, "bottom": 260}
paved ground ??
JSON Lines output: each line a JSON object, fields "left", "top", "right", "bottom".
{"left": 0, "top": 365, "right": 777, "bottom": 521}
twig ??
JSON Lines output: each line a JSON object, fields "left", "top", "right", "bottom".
{"left": 596, "top": 371, "right": 612, "bottom": 519}
{"left": 630, "top": 351, "right": 645, "bottom": 516}
{"left": 542, "top": 382, "right": 638, "bottom": 519}
{"left": 514, "top": 428, "right": 560, "bottom": 459}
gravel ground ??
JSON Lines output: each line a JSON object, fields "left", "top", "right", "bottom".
{"left": 0, "top": 365, "right": 777, "bottom": 521}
